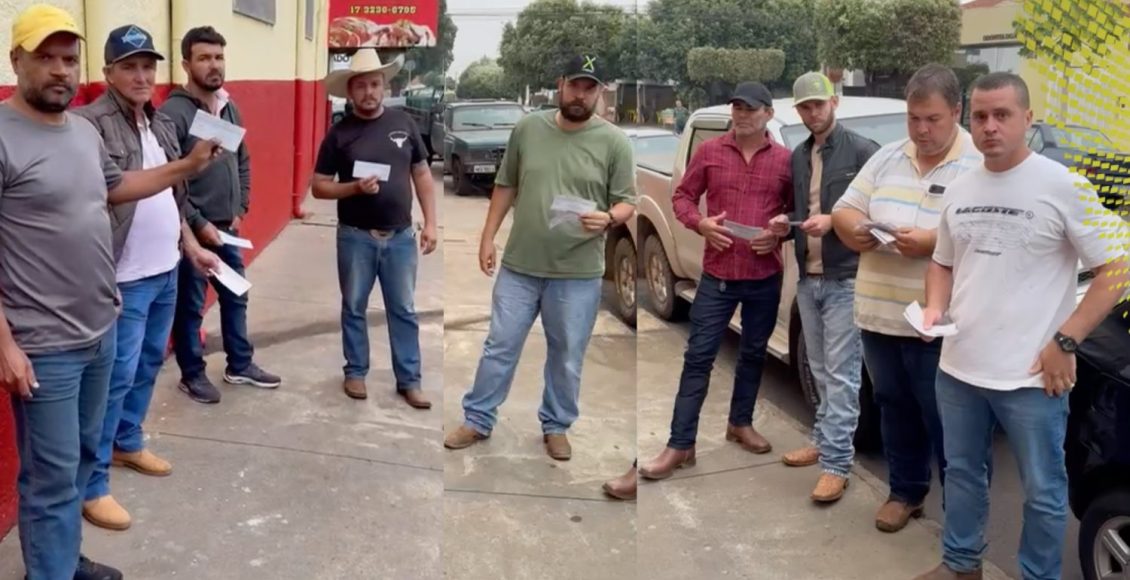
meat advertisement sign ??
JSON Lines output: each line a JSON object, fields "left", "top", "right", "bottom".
{"left": 328, "top": 0, "right": 439, "bottom": 48}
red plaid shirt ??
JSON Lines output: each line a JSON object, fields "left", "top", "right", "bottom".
{"left": 673, "top": 131, "right": 794, "bottom": 281}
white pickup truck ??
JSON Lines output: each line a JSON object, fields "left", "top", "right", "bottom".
{"left": 621, "top": 96, "right": 1096, "bottom": 450}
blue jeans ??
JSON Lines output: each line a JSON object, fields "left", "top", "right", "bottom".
{"left": 172, "top": 225, "right": 253, "bottom": 379}
{"left": 336, "top": 225, "right": 421, "bottom": 388}
{"left": 668, "top": 272, "right": 781, "bottom": 449}
{"left": 11, "top": 327, "right": 117, "bottom": 580}
{"left": 936, "top": 370, "right": 1068, "bottom": 579}
{"left": 796, "top": 276, "right": 863, "bottom": 477}
{"left": 86, "top": 267, "right": 178, "bottom": 501}
{"left": 861, "top": 330, "right": 945, "bottom": 505}
{"left": 461, "top": 266, "right": 602, "bottom": 435}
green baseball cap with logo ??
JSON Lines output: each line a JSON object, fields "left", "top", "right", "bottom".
{"left": 793, "top": 71, "right": 836, "bottom": 105}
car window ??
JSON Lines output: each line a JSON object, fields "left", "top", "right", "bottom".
{"left": 452, "top": 106, "right": 526, "bottom": 131}
{"left": 779, "top": 113, "right": 907, "bottom": 150}
{"left": 1049, "top": 126, "right": 1115, "bottom": 151}
{"left": 634, "top": 134, "right": 681, "bottom": 175}
{"left": 1029, "top": 129, "right": 1045, "bottom": 151}
{"left": 687, "top": 127, "right": 728, "bottom": 167}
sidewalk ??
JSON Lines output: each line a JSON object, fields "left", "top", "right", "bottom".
{"left": 0, "top": 198, "right": 445, "bottom": 579}
{"left": 636, "top": 311, "right": 1013, "bottom": 580}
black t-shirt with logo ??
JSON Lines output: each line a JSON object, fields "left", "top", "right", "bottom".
{"left": 314, "top": 108, "right": 427, "bottom": 230}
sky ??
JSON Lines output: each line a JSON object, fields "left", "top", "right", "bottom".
{"left": 445, "top": 0, "right": 979, "bottom": 79}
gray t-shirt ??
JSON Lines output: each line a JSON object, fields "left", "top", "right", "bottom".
{"left": 0, "top": 105, "right": 122, "bottom": 354}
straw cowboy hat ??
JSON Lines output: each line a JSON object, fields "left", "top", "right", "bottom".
{"left": 324, "top": 49, "right": 404, "bottom": 99}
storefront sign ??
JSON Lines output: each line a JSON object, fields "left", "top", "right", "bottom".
{"left": 982, "top": 32, "right": 1018, "bottom": 42}
{"left": 328, "top": 0, "right": 439, "bottom": 48}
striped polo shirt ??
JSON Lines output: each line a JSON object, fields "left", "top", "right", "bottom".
{"left": 833, "top": 128, "right": 983, "bottom": 337}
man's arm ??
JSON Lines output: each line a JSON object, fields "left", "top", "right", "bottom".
{"left": 1058, "top": 181, "right": 1130, "bottom": 341}
{"left": 411, "top": 161, "right": 437, "bottom": 227}
{"left": 1059, "top": 258, "right": 1129, "bottom": 341}
{"left": 672, "top": 145, "right": 710, "bottom": 232}
{"left": 482, "top": 185, "right": 516, "bottom": 244}
{"left": 102, "top": 138, "right": 216, "bottom": 205}
{"left": 311, "top": 174, "right": 362, "bottom": 199}
{"left": 831, "top": 152, "right": 882, "bottom": 251}
{"left": 606, "top": 133, "right": 638, "bottom": 226}
{"left": 237, "top": 141, "right": 251, "bottom": 216}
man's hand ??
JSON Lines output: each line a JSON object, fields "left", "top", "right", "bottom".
{"left": 851, "top": 223, "right": 881, "bottom": 252}
{"left": 579, "top": 211, "right": 612, "bottom": 233}
{"left": 919, "top": 305, "right": 945, "bottom": 342}
{"left": 0, "top": 340, "right": 37, "bottom": 399}
{"left": 894, "top": 227, "right": 935, "bottom": 258}
{"left": 1030, "top": 341, "right": 1077, "bottom": 397}
{"left": 697, "top": 211, "right": 733, "bottom": 251}
{"left": 750, "top": 229, "right": 778, "bottom": 254}
{"left": 800, "top": 214, "right": 833, "bottom": 238}
{"left": 231, "top": 216, "right": 242, "bottom": 232}
{"left": 356, "top": 177, "right": 380, "bottom": 195}
{"left": 188, "top": 246, "right": 221, "bottom": 275}
{"left": 187, "top": 138, "right": 222, "bottom": 171}
{"left": 197, "top": 222, "right": 223, "bottom": 247}
{"left": 768, "top": 214, "right": 791, "bottom": 237}
{"left": 479, "top": 239, "right": 497, "bottom": 276}
{"left": 420, "top": 223, "right": 438, "bottom": 255}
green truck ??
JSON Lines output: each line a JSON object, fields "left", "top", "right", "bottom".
{"left": 440, "top": 100, "right": 527, "bottom": 196}
{"left": 403, "top": 86, "right": 447, "bottom": 163}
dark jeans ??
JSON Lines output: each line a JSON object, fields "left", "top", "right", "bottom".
{"left": 861, "top": 330, "right": 945, "bottom": 505}
{"left": 667, "top": 272, "right": 781, "bottom": 449}
{"left": 172, "top": 226, "right": 254, "bottom": 379}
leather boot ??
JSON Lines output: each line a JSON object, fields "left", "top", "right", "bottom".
{"left": 876, "top": 499, "right": 925, "bottom": 532}
{"left": 83, "top": 496, "right": 131, "bottom": 531}
{"left": 912, "top": 563, "right": 983, "bottom": 579}
{"left": 343, "top": 377, "right": 367, "bottom": 400}
{"left": 399, "top": 388, "right": 432, "bottom": 409}
{"left": 602, "top": 464, "right": 637, "bottom": 500}
{"left": 444, "top": 425, "right": 488, "bottom": 449}
{"left": 638, "top": 447, "right": 696, "bottom": 480}
{"left": 725, "top": 423, "right": 772, "bottom": 454}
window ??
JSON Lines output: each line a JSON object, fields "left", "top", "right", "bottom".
{"left": 633, "top": 134, "right": 680, "bottom": 175}
{"left": 304, "top": 0, "right": 314, "bottom": 40}
{"left": 1049, "top": 125, "right": 1115, "bottom": 152}
{"left": 958, "top": 44, "right": 1022, "bottom": 73}
{"left": 451, "top": 106, "right": 527, "bottom": 131}
{"left": 233, "top": 0, "right": 276, "bottom": 25}
{"left": 1028, "top": 128, "right": 1045, "bottom": 152}
{"left": 780, "top": 113, "right": 908, "bottom": 151}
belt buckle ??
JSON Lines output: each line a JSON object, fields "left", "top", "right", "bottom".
{"left": 370, "top": 229, "right": 394, "bottom": 239}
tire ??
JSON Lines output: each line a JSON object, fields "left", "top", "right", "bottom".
{"left": 795, "top": 321, "right": 882, "bottom": 453}
{"left": 452, "top": 158, "right": 474, "bottom": 196}
{"left": 612, "top": 236, "right": 637, "bottom": 327}
{"left": 643, "top": 235, "right": 687, "bottom": 320}
{"left": 1079, "top": 490, "right": 1130, "bottom": 580}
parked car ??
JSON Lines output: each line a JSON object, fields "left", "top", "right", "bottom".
{"left": 605, "top": 127, "right": 681, "bottom": 327}
{"left": 1027, "top": 122, "right": 1129, "bottom": 210}
{"left": 403, "top": 85, "right": 445, "bottom": 162}
{"left": 441, "top": 100, "right": 527, "bottom": 196}
{"left": 1066, "top": 294, "right": 1130, "bottom": 580}
{"left": 629, "top": 97, "right": 1096, "bottom": 450}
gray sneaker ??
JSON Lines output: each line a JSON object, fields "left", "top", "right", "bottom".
{"left": 179, "top": 375, "right": 221, "bottom": 404}
{"left": 224, "top": 363, "right": 281, "bottom": 388}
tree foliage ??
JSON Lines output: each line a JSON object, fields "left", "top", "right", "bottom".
{"left": 1013, "top": 0, "right": 1126, "bottom": 67}
{"left": 816, "top": 0, "right": 961, "bottom": 75}
{"left": 395, "top": 0, "right": 458, "bottom": 81}
{"left": 456, "top": 58, "right": 510, "bottom": 100}
{"left": 686, "top": 48, "right": 786, "bottom": 84}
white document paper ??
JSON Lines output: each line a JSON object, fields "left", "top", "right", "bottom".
{"left": 723, "top": 220, "right": 764, "bottom": 240}
{"left": 209, "top": 261, "right": 252, "bottom": 297}
{"left": 903, "top": 301, "right": 958, "bottom": 337}
{"left": 218, "top": 231, "right": 253, "bottom": 249}
{"left": 549, "top": 196, "right": 597, "bottom": 229}
{"left": 353, "top": 161, "right": 392, "bottom": 182}
{"left": 189, "top": 109, "right": 246, "bottom": 152}
{"left": 870, "top": 228, "right": 898, "bottom": 245}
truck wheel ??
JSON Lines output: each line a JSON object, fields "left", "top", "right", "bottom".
{"left": 643, "top": 235, "right": 687, "bottom": 320}
{"left": 612, "top": 236, "right": 637, "bottom": 327}
{"left": 452, "top": 158, "right": 474, "bottom": 196}
{"left": 1079, "top": 490, "right": 1130, "bottom": 580}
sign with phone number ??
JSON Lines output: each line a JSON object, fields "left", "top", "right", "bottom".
{"left": 350, "top": 5, "right": 417, "bottom": 15}
{"left": 328, "top": 0, "right": 438, "bottom": 48}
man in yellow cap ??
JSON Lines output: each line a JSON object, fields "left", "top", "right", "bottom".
{"left": 1, "top": 5, "right": 221, "bottom": 579}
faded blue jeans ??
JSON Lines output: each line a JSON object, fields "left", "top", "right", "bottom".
{"left": 795, "top": 276, "right": 863, "bottom": 477}
{"left": 86, "top": 267, "right": 178, "bottom": 501}
{"left": 461, "top": 266, "right": 602, "bottom": 435}
{"left": 936, "top": 370, "right": 1068, "bottom": 580}
{"left": 11, "top": 326, "right": 117, "bottom": 580}
{"left": 336, "top": 225, "right": 421, "bottom": 390}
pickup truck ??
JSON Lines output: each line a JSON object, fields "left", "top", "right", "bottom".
{"left": 441, "top": 100, "right": 527, "bottom": 196}
{"left": 403, "top": 86, "right": 445, "bottom": 162}
{"left": 626, "top": 96, "right": 1097, "bottom": 450}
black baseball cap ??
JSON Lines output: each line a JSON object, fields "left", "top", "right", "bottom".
{"left": 563, "top": 54, "right": 604, "bottom": 85}
{"left": 729, "top": 81, "right": 773, "bottom": 109}
{"left": 104, "top": 24, "right": 165, "bottom": 65}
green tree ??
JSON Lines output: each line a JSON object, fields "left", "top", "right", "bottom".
{"left": 456, "top": 58, "right": 510, "bottom": 100}
{"left": 1014, "top": 0, "right": 1125, "bottom": 68}
{"left": 378, "top": 0, "right": 458, "bottom": 82}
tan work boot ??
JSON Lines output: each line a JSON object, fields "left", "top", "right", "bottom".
{"left": 544, "top": 433, "right": 571, "bottom": 461}
{"left": 638, "top": 447, "right": 696, "bottom": 480}
{"left": 782, "top": 446, "right": 820, "bottom": 467}
{"left": 112, "top": 448, "right": 171, "bottom": 477}
{"left": 913, "top": 563, "right": 983, "bottom": 579}
{"left": 725, "top": 423, "right": 772, "bottom": 454}
{"left": 82, "top": 496, "right": 131, "bottom": 530}
{"left": 398, "top": 389, "right": 431, "bottom": 409}
{"left": 443, "top": 425, "right": 488, "bottom": 449}
{"left": 875, "top": 498, "right": 924, "bottom": 532}
{"left": 343, "top": 377, "right": 367, "bottom": 400}
{"left": 810, "top": 473, "right": 849, "bottom": 503}
{"left": 601, "top": 464, "right": 637, "bottom": 501}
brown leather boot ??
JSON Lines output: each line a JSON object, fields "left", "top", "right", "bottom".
{"left": 602, "top": 464, "right": 636, "bottom": 500}
{"left": 725, "top": 423, "right": 772, "bottom": 454}
{"left": 810, "top": 473, "right": 849, "bottom": 503}
{"left": 343, "top": 377, "right": 367, "bottom": 400}
{"left": 544, "top": 434, "right": 571, "bottom": 460}
{"left": 875, "top": 499, "right": 925, "bottom": 532}
{"left": 398, "top": 389, "right": 431, "bottom": 409}
{"left": 912, "top": 563, "right": 983, "bottom": 579}
{"left": 781, "top": 446, "right": 819, "bottom": 467}
{"left": 112, "top": 448, "right": 171, "bottom": 476}
{"left": 638, "top": 447, "right": 696, "bottom": 480}
{"left": 444, "top": 425, "right": 488, "bottom": 449}
{"left": 83, "top": 496, "right": 131, "bottom": 531}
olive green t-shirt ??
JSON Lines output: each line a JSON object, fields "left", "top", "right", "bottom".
{"left": 495, "top": 110, "right": 636, "bottom": 278}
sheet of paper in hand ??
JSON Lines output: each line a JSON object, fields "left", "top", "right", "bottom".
{"left": 353, "top": 161, "right": 392, "bottom": 181}
{"left": 218, "top": 231, "right": 253, "bottom": 249}
{"left": 209, "top": 261, "right": 252, "bottom": 297}
{"left": 902, "top": 301, "right": 958, "bottom": 337}
{"left": 723, "top": 220, "right": 764, "bottom": 240}
{"left": 862, "top": 220, "right": 898, "bottom": 245}
{"left": 549, "top": 196, "right": 597, "bottom": 229}
{"left": 189, "top": 109, "right": 246, "bottom": 152}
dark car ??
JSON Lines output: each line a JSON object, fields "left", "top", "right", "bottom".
{"left": 1027, "top": 123, "right": 1129, "bottom": 211}
{"left": 1066, "top": 296, "right": 1130, "bottom": 580}
{"left": 441, "top": 101, "right": 527, "bottom": 196}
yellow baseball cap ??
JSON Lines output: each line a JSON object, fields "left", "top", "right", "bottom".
{"left": 11, "top": 4, "right": 84, "bottom": 52}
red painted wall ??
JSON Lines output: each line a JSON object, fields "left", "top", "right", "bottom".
{"left": 0, "top": 77, "right": 327, "bottom": 541}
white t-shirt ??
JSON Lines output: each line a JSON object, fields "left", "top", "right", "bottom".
{"left": 933, "top": 152, "right": 1126, "bottom": 391}
{"left": 115, "top": 120, "right": 182, "bottom": 283}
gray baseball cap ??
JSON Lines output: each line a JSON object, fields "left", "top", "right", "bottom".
{"left": 793, "top": 72, "right": 836, "bottom": 105}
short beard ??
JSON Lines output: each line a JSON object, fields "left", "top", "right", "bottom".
{"left": 559, "top": 101, "right": 593, "bottom": 123}
{"left": 192, "top": 72, "right": 224, "bottom": 92}
{"left": 23, "top": 86, "right": 74, "bottom": 113}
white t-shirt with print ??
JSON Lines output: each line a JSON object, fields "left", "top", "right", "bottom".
{"left": 933, "top": 152, "right": 1127, "bottom": 391}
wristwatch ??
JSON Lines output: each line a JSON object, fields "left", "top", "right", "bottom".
{"left": 1054, "top": 331, "right": 1078, "bottom": 353}
{"left": 605, "top": 211, "right": 616, "bottom": 230}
